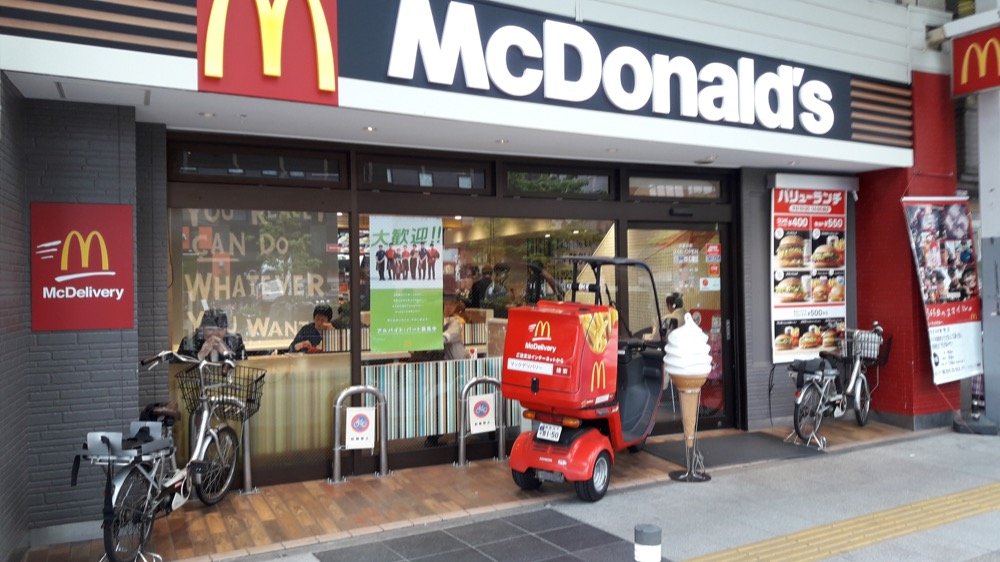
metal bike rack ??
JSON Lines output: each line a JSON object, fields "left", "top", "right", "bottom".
{"left": 239, "top": 418, "right": 257, "bottom": 494}
{"left": 456, "top": 377, "right": 506, "bottom": 467}
{"left": 330, "top": 385, "right": 389, "bottom": 483}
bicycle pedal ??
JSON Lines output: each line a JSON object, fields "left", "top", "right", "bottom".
{"left": 187, "top": 461, "right": 208, "bottom": 475}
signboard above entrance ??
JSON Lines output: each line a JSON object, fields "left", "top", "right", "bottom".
{"left": 338, "top": 0, "right": 911, "bottom": 145}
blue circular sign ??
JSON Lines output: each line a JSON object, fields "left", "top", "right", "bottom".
{"left": 351, "top": 413, "right": 370, "bottom": 432}
{"left": 473, "top": 400, "right": 490, "bottom": 418}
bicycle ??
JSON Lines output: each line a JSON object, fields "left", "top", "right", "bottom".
{"left": 787, "top": 322, "right": 892, "bottom": 449}
{"left": 71, "top": 351, "right": 265, "bottom": 562}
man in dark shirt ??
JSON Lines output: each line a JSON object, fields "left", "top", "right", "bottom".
{"left": 468, "top": 265, "right": 493, "bottom": 308}
{"left": 289, "top": 304, "right": 335, "bottom": 352}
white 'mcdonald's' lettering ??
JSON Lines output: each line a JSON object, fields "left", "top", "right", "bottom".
{"left": 387, "top": 0, "right": 835, "bottom": 135}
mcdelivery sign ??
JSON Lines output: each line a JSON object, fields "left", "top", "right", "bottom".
{"left": 338, "top": 0, "right": 854, "bottom": 140}
{"left": 31, "top": 203, "right": 135, "bottom": 331}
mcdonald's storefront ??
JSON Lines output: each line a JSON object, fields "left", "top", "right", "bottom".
{"left": 0, "top": 0, "right": 968, "bottom": 550}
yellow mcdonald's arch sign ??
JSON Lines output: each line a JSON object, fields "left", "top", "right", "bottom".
{"left": 533, "top": 320, "right": 551, "bottom": 340}
{"left": 202, "top": 0, "right": 336, "bottom": 93}
{"left": 590, "top": 361, "right": 607, "bottom": 392}
{"left": 61, "top": 230, "right": 109, "bottom": 271}
{"left": 953, "top": 26, "right": 1000, "bottom": 96}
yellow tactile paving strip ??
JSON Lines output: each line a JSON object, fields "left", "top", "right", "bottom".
{"left": 692, "top": 482, "right": 1000, "bottom": 562}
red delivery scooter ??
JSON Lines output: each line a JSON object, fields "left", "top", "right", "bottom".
{"left": 502, "top": 256, "right": 666, "bottom": 502}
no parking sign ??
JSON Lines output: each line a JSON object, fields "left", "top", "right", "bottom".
{"left": 345, "top": 407, "right": 375, "bottom": 449}
{"left": 468, "top": 394, "right": 496, "bottom": 434}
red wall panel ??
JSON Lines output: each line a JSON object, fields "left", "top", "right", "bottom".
{"left": 857, "top": 71, "right": 960, "bottom": 418}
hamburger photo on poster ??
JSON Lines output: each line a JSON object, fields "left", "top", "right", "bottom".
{"left": 770, "top": 178, "right": 851, "bottom": 362}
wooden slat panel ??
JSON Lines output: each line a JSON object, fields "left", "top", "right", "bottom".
{"left": 5, "top": 0, "right": 194, "bottom": 33}
{"left": 851, "top": 100, "right": 912, "bottom": 118}
{"left": 851, "top": 133, "right": 913, "bottom": 147}
{"left": 852, "top": 122, "right": 913, "bottom": 137}
{"left": 0, "top": 16, "right": 195, "bottom": 53}
{"left": 851, "top": 89, "right": 912, "bottom": 108}
{"left": 850, "top": 78, "right": 912, "bottom": 97}
{"left": 850, "top": 111, "right": 912, "bottom": 128}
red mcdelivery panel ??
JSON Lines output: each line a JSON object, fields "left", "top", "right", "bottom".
{"left": 501, "top": 302, "right": 618, "bottom": 412}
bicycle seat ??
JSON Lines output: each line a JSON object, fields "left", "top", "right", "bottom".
{"left": 787, "top": 358, "right": 825, "bottom": 374}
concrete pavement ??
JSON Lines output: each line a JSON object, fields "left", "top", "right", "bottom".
{"left": 209, "top": 429, "right": 1000, "bottom": 561}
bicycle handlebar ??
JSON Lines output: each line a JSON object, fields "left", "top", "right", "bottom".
{"left": 139, "top": 350, "right": 236, "bottom": 372}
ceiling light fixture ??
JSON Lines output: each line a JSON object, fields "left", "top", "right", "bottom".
{"left": 544, "top": 234, "right": 551, "bottom": 238}
{"left": 606, "top": 148, "right": 619, "bottom": 153}
{"left": 363, "top": 126, "right": 377, "bottom": 132}
{"left": 454, "top": 215, "right": 462, "bottom": 220}
{"left": 694, "top": 154, "right": 718, "bottom": 165}
{"left": 495, "top": 138, "right": 510, "bottom": 144}
{"left": 198, "top": 112, "right": 215, "bottom": 118}
{"left": 787, "top": 160, "right": 799, "bottom": 166}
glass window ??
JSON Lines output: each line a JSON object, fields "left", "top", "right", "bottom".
{"left": 167, "top": 209, "right": 350, "bottom": 353}
{"left": 171, "top": 145, "right": 345, "bottom": 186}
{"left": 357, "top": 214, "right": 615, "bottom": 455}
{"left": 361, "top": 155, "right": 488, "bottom": 192}
{"left": 506, "top": 168, "right": 610, "bottom": 197}
{"left": 628, "top": 176, "right": 721, "bottom": 200}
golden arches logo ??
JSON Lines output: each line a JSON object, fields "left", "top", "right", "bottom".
{"left": 204, "top": 0, "right": 336, "bottom": 92}
{"left": 533, "top": 321, "right": 552, "bottom": 340}
{"left": 959, "top": 37, "right": 1000, "bottom": 86}
{"left": 590, "top": 361, "right": 607, "bottom": 392}
{"left": 61, "top": 231, "right": 109, "bottom": 271}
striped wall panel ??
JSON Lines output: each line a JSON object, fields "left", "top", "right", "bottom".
{"left": 0, "top": 0, "right": 196, "bottom": 58}
{"left": 850, "top": 78, "right": 914, "bottom": 148}
{"left": 362, "top": 356, "right": 522, "bottom": 440}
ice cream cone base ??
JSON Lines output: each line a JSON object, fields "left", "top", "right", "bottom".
{"left": 679, "top": 389, "right": 701, "bottom": 443}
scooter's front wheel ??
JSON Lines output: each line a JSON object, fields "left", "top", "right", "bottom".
{"left": 574, "top": 451, "right": 611, "bottom": 502}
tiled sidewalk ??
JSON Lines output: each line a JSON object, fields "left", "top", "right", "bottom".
{"left": 309, "top": 509, "right": 656, "bottom": 562}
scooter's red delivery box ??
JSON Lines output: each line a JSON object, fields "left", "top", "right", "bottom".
{"left": 501, "top": 301, "right": 619, "bottom": 412}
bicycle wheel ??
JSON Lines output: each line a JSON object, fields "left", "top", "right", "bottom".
{"left": 103, "top": 466, "right": 155, "bottom": 562}
{"left": 793, "top": 384, "right": 823, "bottom": 442}
{"left": 854, "top": 373, "right": 871, "bottom": 426}
{"left": 195, "top": 425, "right": 239, "bottom": 505}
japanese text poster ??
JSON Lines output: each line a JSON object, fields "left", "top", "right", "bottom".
{"left": 369, "top": 215, "right": 444, "bottom": 353}
{"left": 770, "top": 175, "right": 854, "bottom": 362}
{"left": 902, "top": 197, "right": 983, "bottom": 384}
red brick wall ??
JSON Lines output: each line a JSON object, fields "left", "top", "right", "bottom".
{"left": 857, "top": 71, "right": 961, "bottom": 417}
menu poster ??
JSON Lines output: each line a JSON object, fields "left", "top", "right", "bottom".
{"left": 902, "top": 197, "right": 983, "bottom": 384}
{"left": 770, "top": 174, "right": 855, "bottom": 362}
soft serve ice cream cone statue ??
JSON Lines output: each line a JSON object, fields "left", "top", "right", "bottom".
{"left": 663, "top": 312, "right": 713, "bottom": 482}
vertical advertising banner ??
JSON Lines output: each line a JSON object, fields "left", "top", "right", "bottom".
{"left": 369, "top": 215, "right": 444, "bottom": 353}
{"left": 770, "top": 175, "right": 854, "bottom": 362}
{"left": 31, "top": 203, "right": 135, "bottom": 331}
{"left": 902, "top": 197, "right": 983, "bottom": 384}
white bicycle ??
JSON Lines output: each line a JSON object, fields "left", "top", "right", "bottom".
{"left": 71, "top": 351, "right": 265, "bottom": 562}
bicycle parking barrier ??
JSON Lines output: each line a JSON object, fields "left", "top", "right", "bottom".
{"left": 456, "top": 376, "right": 506, "bottom": 467}
{"left": 330, "top": 385, "right": 388, "bottom": 483}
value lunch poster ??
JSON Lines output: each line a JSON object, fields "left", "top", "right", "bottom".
{"left": 368, "top": 215, "right": 444, "bottom": 353}
{"left": 902, "top": 197, "right": 983, "bottom": 384}
{"left": 770, "top": 174, "right": 854, "bottom": 362}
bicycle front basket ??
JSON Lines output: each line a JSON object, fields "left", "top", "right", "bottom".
{"left": 176, "top": 364, "right": 266, "bottom": 422}
{"left": 850, "top": 330, "right": 883, "bottom": 362}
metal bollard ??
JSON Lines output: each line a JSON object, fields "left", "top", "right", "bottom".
{"left": 634, "top": 524, "right": 661, "bottom": 562}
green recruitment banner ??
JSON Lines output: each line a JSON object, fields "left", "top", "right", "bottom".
{"left": 369, "top": 215, "right": 444, "bottom": 353}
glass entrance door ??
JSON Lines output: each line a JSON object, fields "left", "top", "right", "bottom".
{"left": 626, "top": 225, "right": 733, "bottom": 432}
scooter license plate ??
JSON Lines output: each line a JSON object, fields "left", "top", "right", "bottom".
{"left": 536, "top": 423, "right": 562, "bottom": 442}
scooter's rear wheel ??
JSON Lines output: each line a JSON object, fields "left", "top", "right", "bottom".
{"left": 511, "top": 468, "right": 541, "bottom": 491}
{"left": 574, "top": 452, "right": 611, "bottom": 502}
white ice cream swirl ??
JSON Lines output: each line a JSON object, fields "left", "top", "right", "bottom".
{"left": 662, "top": 313, "right": 712, "bottom": 376}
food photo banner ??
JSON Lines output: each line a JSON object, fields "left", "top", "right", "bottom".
{"left": 902, "top": 197, "right": 983, "bottom": 384}
{"left": 770, "top": 174, "right": 854, "bottom": 362}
